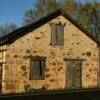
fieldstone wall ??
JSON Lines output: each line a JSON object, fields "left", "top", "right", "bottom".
{"left": 2, "top": 15, "right": 99, "bottom": 94}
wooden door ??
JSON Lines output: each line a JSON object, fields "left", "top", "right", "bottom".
{"left": 66, "top": 60, "right": 82, "bottom": 89}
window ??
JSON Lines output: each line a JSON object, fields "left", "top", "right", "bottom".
{"left": 30, "top": 56, "right": 46, "bottom": 80}
{"left": 50, "top": 23, "right": 64, "bottom": 46}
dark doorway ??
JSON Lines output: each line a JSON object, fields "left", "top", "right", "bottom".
{"left": 0, "top": 63, "right": 2, "bottom": 93}
{"left": 65, "top": 60, "right": 82, "bottom": 89}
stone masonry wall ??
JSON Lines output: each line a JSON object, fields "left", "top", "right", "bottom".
{"left": 3, "top": 15, "right": 99, "bottom": 94}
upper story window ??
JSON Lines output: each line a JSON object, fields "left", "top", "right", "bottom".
{"left": 50, "top": 23, "right": 64, "bottom": 46}
{"left": 30, "top": 56, "right": 46, "bottom": 80}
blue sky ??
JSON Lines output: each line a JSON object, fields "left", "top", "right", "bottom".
{"left": 0, "top": 0, "right": 36, "bottom": 27}
{"left": 0, "top": 0, "right": 99, "bottom": 27}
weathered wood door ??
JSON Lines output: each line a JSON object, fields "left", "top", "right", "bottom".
{"left": 0, "top": 63, "right": 2, "bottom": 93}
{"left": 66, "top": 60, "right": 82, "bottom": 89}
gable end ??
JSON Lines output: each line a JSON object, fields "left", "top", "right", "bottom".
{"left": 0, "top": 9, "right": 99, "bottom": 46}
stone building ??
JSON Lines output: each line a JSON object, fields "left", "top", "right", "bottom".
{"left": 0, "top": 9, "right": 100, "bottom": 94}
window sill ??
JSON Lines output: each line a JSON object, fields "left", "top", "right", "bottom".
{"left": 49, "top": 43, "right": 64, "bottom": 46}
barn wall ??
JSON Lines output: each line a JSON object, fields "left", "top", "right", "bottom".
{"left": 3, "top": 15, "right": 99, "bottom": 94}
